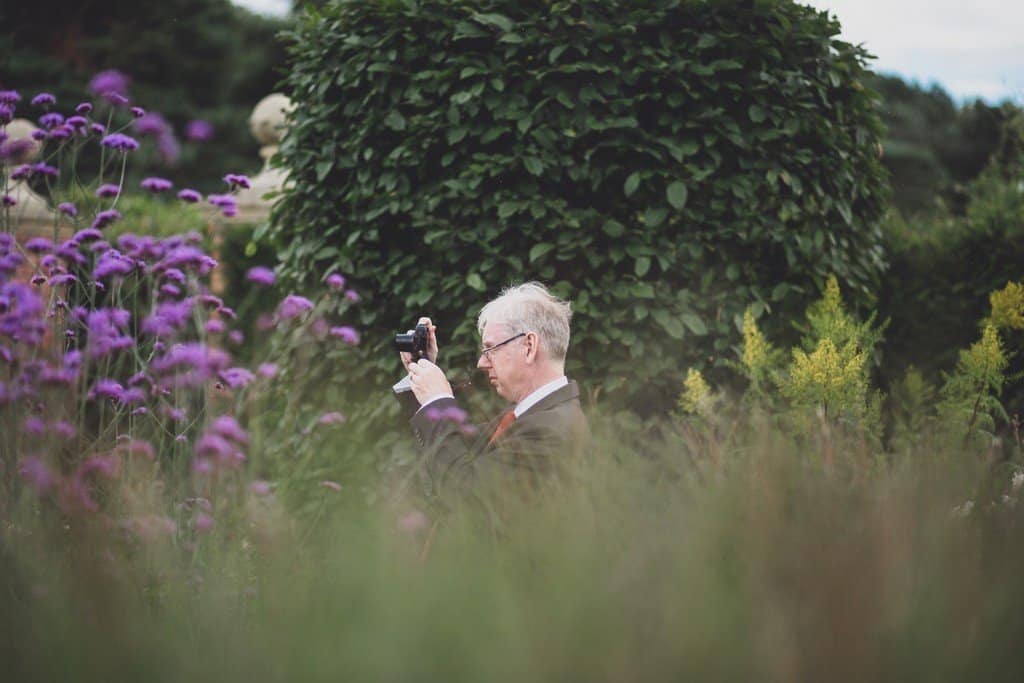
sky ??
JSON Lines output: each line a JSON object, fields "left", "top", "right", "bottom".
{"left": 232, "top": 0, "right": 1023, "bottom": 105}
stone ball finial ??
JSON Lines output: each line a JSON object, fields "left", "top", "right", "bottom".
{"left": 248, "top": 93, "right": 295, "bottom": 147}
{"left": 2, "top": 118, "right": 43, "bottom": 165}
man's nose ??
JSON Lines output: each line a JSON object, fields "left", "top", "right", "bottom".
{"left": 477, "top": 355, "right": 489, "bottom": 369}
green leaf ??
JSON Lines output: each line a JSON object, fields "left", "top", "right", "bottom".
{"left": 497, "top": 202, "right": 519, "bottom": 219}
{"left": 624, "top": 172, "right": 640, "bottom": 197}
{"left": 631, "top": 283, "right": 655, "bottom": 298}
{"left": 666, "top": 181, "right": 688, "bottom": 210}
{"left": 466, "top": 273, "right": 485, "bottom": 291}
{"left": 384, "top": 110, "right": 406, "bottom": 130}
{"left": 472, "top": 12, "right": 515, "bottom": 32}
{"left": 652, "top": 310, "right": 686, "bottom": 339}
{"left": 602, "top": 220, "right": 625, "bottom": 237}
{"left": 523, "top": 157, "right": 544, "bottom": 176}
{"left": 634, "top": 256, "right": 651, "bottom": 277}
{"left": 748, "top": 105, "right": 767, "bottom": 123}
{"left": 529, "top": 243, "right": 555, "bottom": 262}
{"left": 681, "top": 313, "right": 707, "bottom": 335}
{"left": 315, "top": 161, "right": 333, "bottom": 182}
{"left": 643, "top": 208, "right": 668, "bottom": 227}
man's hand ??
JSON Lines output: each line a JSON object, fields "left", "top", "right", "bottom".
{"left": 399, "top": 316, "right": 439, "bottom": 371}
{"left": 407, "top": 359, "right": 453, "bottom": 405}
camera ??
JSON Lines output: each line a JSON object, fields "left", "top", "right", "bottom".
{"left": 395, "top": 323, "right": 429, "bottom": 362}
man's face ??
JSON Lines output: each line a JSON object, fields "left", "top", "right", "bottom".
{"left": 477, "top": 321, "right": 525, "bottom": 402}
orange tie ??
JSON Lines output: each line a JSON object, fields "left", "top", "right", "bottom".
{"left": 488, "top": 410, "right": 516, "bottom": 446}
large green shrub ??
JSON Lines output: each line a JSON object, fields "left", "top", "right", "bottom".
{"left": 272, "top": 0, "right": 889, "bottom": 413}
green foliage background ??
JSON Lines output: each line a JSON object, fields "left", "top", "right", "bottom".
{"left": 272, "top": 0, "right": 890, "bottom": 413}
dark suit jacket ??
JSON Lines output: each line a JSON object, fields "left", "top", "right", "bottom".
{"left": 409, "top": 380, "right": 590, "bottom": 498}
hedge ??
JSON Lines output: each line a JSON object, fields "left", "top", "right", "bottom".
{"left": 270, "top": 0, "right": 889, "bottom": 413}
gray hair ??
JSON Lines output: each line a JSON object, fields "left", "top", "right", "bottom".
{"left": 477, "top": 282, "right": 573, "bottom": 362}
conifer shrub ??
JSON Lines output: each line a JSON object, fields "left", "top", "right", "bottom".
{"left": 273, "top": 0, "right": 889, "bottom": 412}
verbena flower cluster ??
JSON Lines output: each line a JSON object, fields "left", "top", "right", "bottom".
{"left": 1, "top": 80, "right": 360, "bottom": 543}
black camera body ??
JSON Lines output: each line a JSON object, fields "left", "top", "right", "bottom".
{"left": 395, "top": 323, "right": 429, "bottom": 362}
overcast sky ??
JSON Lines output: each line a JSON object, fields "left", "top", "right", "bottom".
{"left": 232, "top": 0, "right": 1023, "bottom": 104}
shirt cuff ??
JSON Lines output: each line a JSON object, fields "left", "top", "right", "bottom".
{"left": 415, "top": 393, "right": 455, "bottom": 414}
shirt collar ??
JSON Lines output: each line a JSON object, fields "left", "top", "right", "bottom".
{"left": 514, "top": 376, "right": 568, "bottom": 418}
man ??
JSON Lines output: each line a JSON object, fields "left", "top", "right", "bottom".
{"left": 396, "top": 282, "right": 589, "bottom": 497}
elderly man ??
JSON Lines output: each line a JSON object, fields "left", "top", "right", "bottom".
{"left": 396, "top": 282, "right": 589, "bottom": 494}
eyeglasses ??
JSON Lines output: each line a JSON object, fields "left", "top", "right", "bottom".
{"left": 479, "top": 332, "right": 526, "bottom": 362}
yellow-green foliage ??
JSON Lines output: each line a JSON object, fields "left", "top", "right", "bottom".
{"left": 782, "top": 337, "right": 868, "bottom": 418}
{"left": 988, "top": 281, "right": 1024, "bottom": 331}
{"left": 679, "top": 368, "right": 713, "bottom": 417}
{"left": 740, "top": 307, "right": 775, "bottom": 392}
{"left": 776, "top": 275, "right": 882, "bottom": 428}
{"left": 939, "top": 324, "right": 1009, "bottom": 440}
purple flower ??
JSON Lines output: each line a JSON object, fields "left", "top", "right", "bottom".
{"left": 154, "top": 246, "right": 216, "bottom": 275}
{"left": 38, "top": 112, "right": 64, "bottom": 129}
{"left": 0, "top": 104, "right": 13, "bottom": 125}
{"left": 106, "top": 93, "right": 129, "bottom": 107}
{"left": 246, "top": 266, "right": 276, "bottom": 286}
{"left": 86, "top": 308, "right": 134, "bottom": 358}
{"left": 142, "top": 299, "right": 194, "bottom": 337}
{"left": 318, "top": 411, "right": 346, "bottom": 425}
{"left": 95, "top": 183, "right": 121, "bottom": 199}
{"left": 53, "top": 421, "right": 77, "bottom": 440}
{"left": 91, "top": 209, "right": 122, "bottom": 230}
{"left": 278, "top": 295, "right": 314, "bottom": 320}
{"left": 10, "top": 164, "right": 31, "bottom": 180}
{"left": 23, "top": 416, "right": 45, "bottom": 435}
{"left": 345, "top": 290, "right": 360, "bottom": 302}
{"left": 156, "top": 132, "right": 180, "bottom": 164}
{"left": 88, "top": 378, "right": 125, "bottom": 401}
{"left": 130, "top": 106, "right": 146, "bottom": 118}
{"left": 195, "top": 513, "right": 215, "bottom": 533}
{"left": 228, "top": 330, "right": 244, "bottom": 345}
{"left": 89, "top": 69, "right": 130, "bottom": 103}
{"left": 163, "top": 268, "right": 186, "bottom": 284}
{"left": 31, "top": 162, "right": 59, "bottom": 179}
{"left": 177, "top": 188, "right": 201, "bottom": 203}
{"left": 185, "top": 119, "right": 214, "bottom": 142}
{"left": 73, "top": 228, "right": 103, "bottom": 243}
{"left": 257, "top": 362, "right": 278, "bottom": 378}
{"left": 150, "top": 343, "right": 231, "bottom": 388}
{"left": 75, "top": 102, "right": 93, "bottom": 114}
{"left": 25, "top": 237, "right": 53, "bottom": 254}
{"left": 0, "top": 138, "right": 36, "bottom": 161}
{"left": 320, "top": 481, "right": 342, "bottom": 492}
{"left": 90, "top": 123, "right": 105, "bottom": 135}
{"left": 211, "top": 415, "right": 249, "bottom": 445}
{"left": 66, "top": 115, "right": 88, "bottom": 130}
{"left": 140, "top": 177, "right": 172, "bottom": 193}
{"left": 1, "top": 195, "right": 14, "bottom": 207}
{"left": 0, "top": 90, "right": 21, "bottom": 104}
{"left": 219, "top": 367, "right": 254, "bottom": 388}
{"left": 326, "top": 273, "right": 346, "bottom": 290}
{"left": 48, "top": 273, "right": 77, "bottom": 287}
{"left": 223, "top": 173, "right": 251, "bottom": 189}
{"left": 93, "top": 250, "right": 136, "bottom": 280}
{"left": 58, "top": 202, "right": 78, "bottom": 217}
{"left": 18, "top": 457, "right": 55, "bottom": 495}
{"left": 56, "top": 241, "right": 85, "bottom": 266}
{"left": 205, "top": 318, "right": 226, "bottom": 334}
{"left": 31, "top": 93, "right": 56, "bottom": 107}
{"left": 249, "top": 480, "right": 272, "bottom": 497}
{"left": 101, "top": 133, "right": 139, "bottom": 152}
{"left": 329, "top": 326, "right": 360, "bottom": 345}
{"left": 207, "top": 193, "right": 236, "bottom": 208}
{"left": 47, "top": 125, "right": 73, "bottom": 141}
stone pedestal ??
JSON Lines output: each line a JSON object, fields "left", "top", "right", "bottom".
{"left": 234, "top": 93, "right": 295, "bottom": 223}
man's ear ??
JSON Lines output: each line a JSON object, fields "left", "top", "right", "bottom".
{"left": 524, "top": 332, "right": 540, "bottom": 363}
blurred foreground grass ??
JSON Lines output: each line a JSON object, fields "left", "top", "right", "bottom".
{"left": 3, "top": 404, "right": 1023, "bottom": 683}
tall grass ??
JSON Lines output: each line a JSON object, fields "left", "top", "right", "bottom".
{"left": 3, "top": 404, "right": 1024, "bottom": 682}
